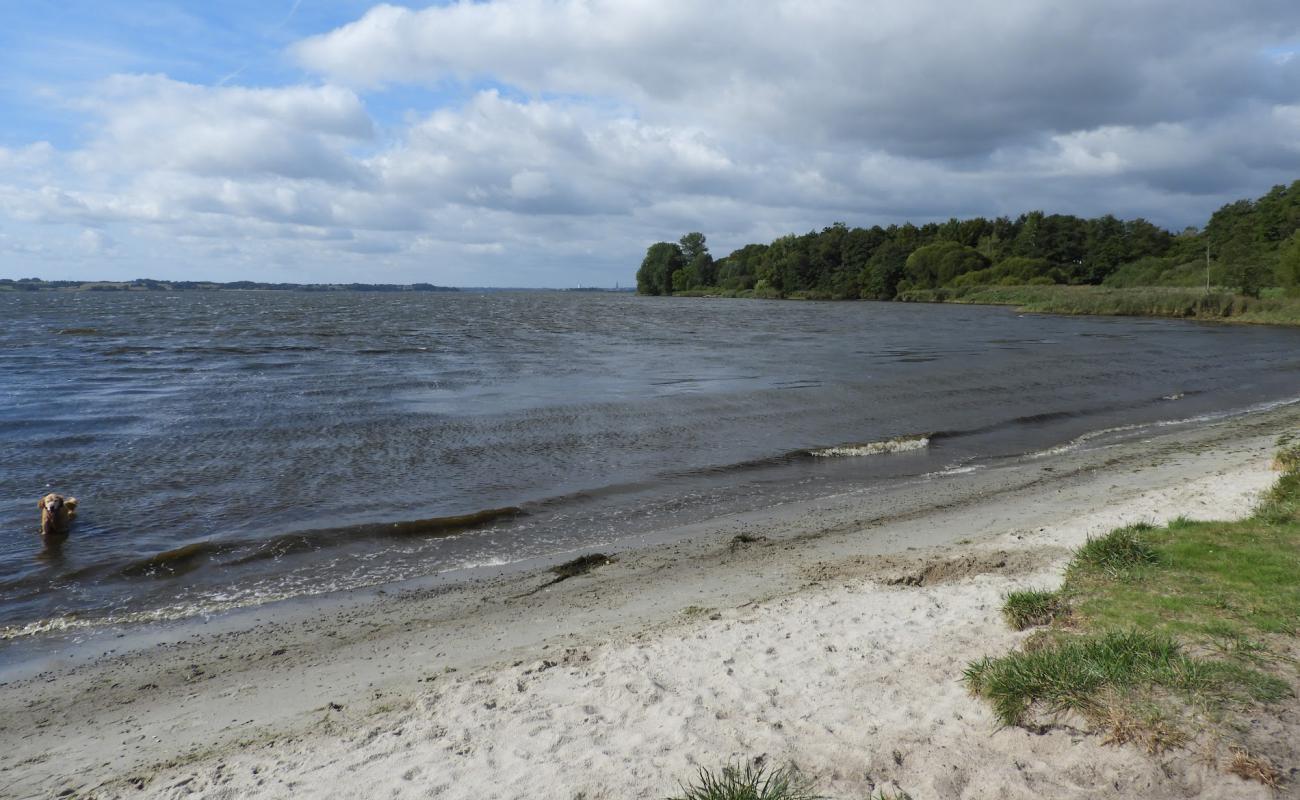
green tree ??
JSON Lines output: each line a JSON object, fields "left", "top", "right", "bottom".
{"left": 679, "top": 232, "right": 709, "bottom": 264}
{"left": 861, "top": 241, "right": 910, "bottom": 299}
{"left": 717, "top": 243, "right": 767, "bottom": 290}
{"left": 1220, "top": 237, "right": 1266, "bottom": 298}
{"left": 636, "top": 242, "right": 685, "bottom": 295}
{"left": 1124, "top": 218, "right": 1174, "bottom": 261}
{"left": 904, "top": 241, "right": 989, "bottom": 289}
{"left": 1276, "top": 231, "right": 1300, "bottom": 295}
{"left": 676, "top": 232, "right": 715, "bottom": 288}
{"left": 1081, "top": 214, "right": 1127, "bottom": 283}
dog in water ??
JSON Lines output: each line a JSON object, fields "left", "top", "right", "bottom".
{"left": 39, "top": 493, "right": 78, "bottom": 539}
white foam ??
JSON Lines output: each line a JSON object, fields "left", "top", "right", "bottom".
{"left": 0, "top": 593, "right": 297, "bottom": 641}
{"left": 928, "top": 464, "right": 981, "bottom": 477}
{"left": 809, "top": 435, "right": 930, "bottom": 458}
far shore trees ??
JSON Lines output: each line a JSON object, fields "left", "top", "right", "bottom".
{"left": 636, "top": 232, "right": 712, "bottom": 295}
{"left": 635, "top": 180, "right": 1300, "bottom": 300}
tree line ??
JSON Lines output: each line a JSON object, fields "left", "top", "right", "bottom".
{"left": 636, "top": 180, "right": 1300, "bottom": 299}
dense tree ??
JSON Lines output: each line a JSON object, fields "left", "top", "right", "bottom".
{"left": 635, "top": 180, "right": 1300, "bottom": 299}
{"left": 902, "top": 242, "right": 989, "bottom": 289}
{"left": 636, "top": 241, "right": 685, "bottom": 296}
{"left": 1080, "top": 214, "right": 1127, "bottom": 284}
{"left": 861, "top": 241, "right": 910, "bottom": 299}
{"left": 679, "top": 232, "right": 709, "bottom": 264}
{"left": 1277, "top": 231, "right": 1300, "bottom": 295}
{"left": 715, "top": 243, "right": 767, "bottom": 290}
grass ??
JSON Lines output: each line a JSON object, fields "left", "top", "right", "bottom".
{"left": 898, "top": 284, "right": 1300, "bottom": 325}
{"left": 667, "top": 762, "right": 822, "bottom": 800}
{"left": 1273, "top": 443, "right": 1300, "bottom": 472}
{"left": 964, "top": 630, "right": 1287, "bottom": 728}
{"left": 966, "top": 446, "right": 1300, "bottom": 783}
{"left": 1001, "top": 589, "right": 1064, "bottom": 630}
{"left": 1067, "top": 524, "right": 1160, "bottom": 577}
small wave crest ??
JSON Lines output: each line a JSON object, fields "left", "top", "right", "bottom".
{"left": 808, "top": 434, "right": 930, "bottom": 458}
{"left": 1027, "top": 393, "right": 1300, "bottom": 460}
{"left": 0, "top": 594, "right": 299, "bottom": 641}
{"left": 925, "top": 464, "right": 981, "bottom": 478}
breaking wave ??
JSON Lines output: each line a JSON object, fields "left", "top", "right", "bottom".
{"left": 808, "top": 434, "right": 930, "bottom": 458}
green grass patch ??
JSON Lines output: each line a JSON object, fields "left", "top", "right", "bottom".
{"left": 1001, "top": 589, "right": 1063, "bottom": 630}
{"left": 972, "top": 445, "right": 1300, "bottom": 775}
{"left": 667, "top": 762, "right": 822, "bottom": 800}
{"left": 964, "top": 630, "right": 1287, "bottom": 727}
{"left": 1067, "top": 518, "right": 1300, "bottom": 638}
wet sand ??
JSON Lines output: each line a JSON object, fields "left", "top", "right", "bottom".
{"left": 3, "top": 404, "right": 1297, "bottom": 799}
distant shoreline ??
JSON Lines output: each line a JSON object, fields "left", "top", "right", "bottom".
{"left": 0, "top": 279, "right": 640, "bottom": 293}
{"left": 0, "top": 278, "right": 460, "bottom": 293}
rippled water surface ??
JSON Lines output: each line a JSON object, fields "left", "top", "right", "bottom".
{"left": 3, "top": 290, "right": 1299, "bottom": 637}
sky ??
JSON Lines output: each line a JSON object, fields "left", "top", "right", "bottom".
{"left": 1, "top": 2, "right": 1299, "bottom": 287}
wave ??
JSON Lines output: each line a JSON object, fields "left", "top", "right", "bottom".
{"left": 930, "top": 390, "right": 1207, "bottom": 444}
{"left": 0, "top": 506, "right": 526, "bottom": 597}
{"left": 0, "top": 542, "right": 556, "bottom": 641}
{"left": 925, "top": 464, "right": 981, "bottom": 478}
{"left": 120, "top": 541, "right": 220, "bottom": 578}
{"left": 1026, "top": 393, "right": 1300, "bottom": 459}
{"left": 0, "top": 592, "right": 303, "bottom": 641}
{"left": 808, "top": 434, "right": 930, "bottom": 458}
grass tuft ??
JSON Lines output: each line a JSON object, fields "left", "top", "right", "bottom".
{"left": 1070, "top": 524, "right": 1159, "bottom": 576}
{"left": 1256, "top": 469, "right": 1300, "bottom": 523}
{"left": 1001, "top": 589, "right": 1063, "bottom": 630}
{"left": 667, "top": 762, "right": 823, "bottom": 800}
{"left": 1272, "top": 443, "right": 1300, "bottom": 472}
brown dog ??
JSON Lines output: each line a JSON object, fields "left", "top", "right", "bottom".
{"left": 39, "top": 493, "right": 78, "bottom": 539}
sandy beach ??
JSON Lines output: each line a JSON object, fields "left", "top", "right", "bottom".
{"left": 3, "top": 405, "right": 1298, "bottom": 800}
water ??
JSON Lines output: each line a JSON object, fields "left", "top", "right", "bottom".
{"left": 3, "top": 290, "right": 1299, "bottom": 639}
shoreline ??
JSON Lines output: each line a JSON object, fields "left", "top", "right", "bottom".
{"left": 672, "top": 285, "right": 1300, "bottom": 328}
{"left": 4, "top": 404, "right": 1298, "bottom": 798}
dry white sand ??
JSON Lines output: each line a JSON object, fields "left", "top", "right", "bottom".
{"left": 3, "top": 407, "right": 1297, "bottom": 799}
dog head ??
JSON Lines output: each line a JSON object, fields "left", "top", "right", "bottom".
{"left": 39, "top": 493, "right": 77, "bottom": 537}
{"left": 40, "top": 494, "right": 66, "bottom": 517}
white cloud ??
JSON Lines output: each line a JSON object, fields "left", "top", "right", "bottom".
{"left": 3, "top": 1, "right": 1300, "bottom": 283}
{"left": 295, "top": 0, "right": 1300, "bottom": 157}
{"left": 78, "top": 228, "right": 115, "bottom": 254}
{"left": 72, "top": 75, "right": 373, "bottom": 182}
{"left": 0, "top": 142, "right": 55, "bottom": 172}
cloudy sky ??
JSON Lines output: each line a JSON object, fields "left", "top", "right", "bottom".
{"left": 2, "top": 1, "right": 1299, "bottom": 286}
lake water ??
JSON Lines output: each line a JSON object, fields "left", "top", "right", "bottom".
{"left": 3, "top": 290, "right": 1299, "bottom": 639}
